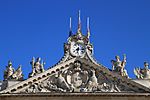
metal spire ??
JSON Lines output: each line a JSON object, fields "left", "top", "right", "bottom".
{"left": 87, "top": 17, "right": 90, "bottom": 39}
{"left": 77, "top": 10, "right": 81, "bottom": 33}
{"left": 69, "top": 17, "right": 72, "bottom": 37}
{"left": 70, "top": 17, "right": 72, "bottom": 31}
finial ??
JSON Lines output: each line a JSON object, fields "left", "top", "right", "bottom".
{"left": 78, "top": 10, "right": 81, "bottom": 24}
{"left": 70, "top": 17, "right": 72, "bottom": 31}
{"left": 87, "top": 17, "right": 90, "bottom": 39}
{"left": 77, "top": 10, "right": 81, "bottom": 33}
{"left": 69, "top": 17, "right": 72, "bottom": 37}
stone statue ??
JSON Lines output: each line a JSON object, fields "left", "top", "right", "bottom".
{"left": 134, "top": 62, "right": 150, "bottom": 79}
{"left": 4, "top": 61, "right": 24, "bottom": 81}
{"left": 12, "top": 65, "right": 24, "bottom": 80}
{"left": 29, "top": 57, "right": 45, "bottom": 77}
{"left": 134, "top": 67, "right": 143, "bottom": 79}
{"left": 86, "top": 69, "right": 98, "bottom": 92}
{"left": 111, "top": 54, "right": 128, "bottom": 77}
{"left": 57, "top": 71, "right": 70, "bottom": 90}
{"left": 4, "top": 61, "right": 15, "bottom": 80}
{"left": 90, "top": 69, "right": 98, "bottom": 86}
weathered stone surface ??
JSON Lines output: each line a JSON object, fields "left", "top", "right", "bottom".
{"left": 0, "top": 93, "right": 150, "bottom": 100}
{"left": 133, "top": 79, "right": 150, "bottom": 88}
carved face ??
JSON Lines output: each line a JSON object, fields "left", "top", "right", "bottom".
{"left": 70, "top": 42, "right": 85, "bottom": 57}
{"left": 71, "top": 72, "right": 83, "bottom": 88}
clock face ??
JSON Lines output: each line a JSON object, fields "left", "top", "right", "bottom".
{"left": 70, "top": 42, "right": 85, "bottom": 57}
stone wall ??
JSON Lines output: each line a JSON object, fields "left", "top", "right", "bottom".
{"left": 0, "top": 93, "right": 150, "bottom": 100}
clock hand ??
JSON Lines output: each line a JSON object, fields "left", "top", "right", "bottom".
{"left": 76, "top": 47, "right": 79, "bottom": 51}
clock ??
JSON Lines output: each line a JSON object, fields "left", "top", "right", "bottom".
{"left": 70, "top": 42, "right": 85, "bottom": 57}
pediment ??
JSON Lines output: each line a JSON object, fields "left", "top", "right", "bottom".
{"left": 1, "top": 57, "right": 150, "bottom": 93}
{"left": 1, "top": 12, "right": 150, "bottom": 95}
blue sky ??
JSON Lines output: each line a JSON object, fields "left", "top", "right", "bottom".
{"left": 0, "top": 0, "right": 150, "bottom": 79}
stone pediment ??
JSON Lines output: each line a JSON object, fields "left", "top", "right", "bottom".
{"left": 1, "top": 57, "right": 150, "bottom": 93}
{"left": 1, "top": 12, "right": 150, "bottom": 94}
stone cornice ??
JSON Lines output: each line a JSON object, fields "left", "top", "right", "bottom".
{"left": 0, "top": 93, "right": 150, "bottom": 97}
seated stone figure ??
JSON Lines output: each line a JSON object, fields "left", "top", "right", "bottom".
{"left": 29, "top": 57, "right": 45, "bottom": 77}
{"left": 4, "top": 61, "right": 15, "bottom": 80}
{"left": 134, "top": 62, "right": 150, "bottom": 79}
{"left": 111, "top": 54, "right": 128, "bottom": 77}
{"left": 4, "top": 61, "right": 23, "bottom": 81}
